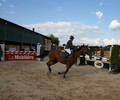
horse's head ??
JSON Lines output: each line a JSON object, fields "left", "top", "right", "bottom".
{"left": 79, "top": 45, "right": 91, "bottom": 55}
{"left": 74, "top": 45, "right": 92, "bottom": 58}
{"left": 75, "top": 45, "right": 82, "bottom": 51}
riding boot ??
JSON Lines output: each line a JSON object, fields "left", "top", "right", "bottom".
{"left": 71, "top": 52, "right": 73, "bottom": 56}
{"left": 64, "top": 54, "right": 69, "bottom": 61}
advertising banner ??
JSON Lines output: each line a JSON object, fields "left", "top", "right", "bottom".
{"left": 5, "top": 53, "right": 36, "bottom": 60}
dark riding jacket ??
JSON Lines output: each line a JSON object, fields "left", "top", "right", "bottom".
{"left": 65, "top": 39, "right": 74, "bottom": 50}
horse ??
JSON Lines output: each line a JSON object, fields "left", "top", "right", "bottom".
{"left": 46, "top": 45, "right": 91, "bottom": 78}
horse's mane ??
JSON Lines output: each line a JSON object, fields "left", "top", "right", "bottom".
{"left": 75, "top": 45, "right": 87, "bottom": 51}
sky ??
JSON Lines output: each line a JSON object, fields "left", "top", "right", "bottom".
{"left": 0, "top": 0, "right": 120, "bottom": 46}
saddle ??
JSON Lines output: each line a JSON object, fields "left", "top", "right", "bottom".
{"left": 60, "top": 50, "right": 69, "bottom": 60}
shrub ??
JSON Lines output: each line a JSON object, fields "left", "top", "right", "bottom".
{"left": 110, "top": 45, "right": 120, "bottom": 73}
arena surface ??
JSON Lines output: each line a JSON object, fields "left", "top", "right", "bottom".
{"left": 0, "top": 58, "right": 120, "bottom": 100}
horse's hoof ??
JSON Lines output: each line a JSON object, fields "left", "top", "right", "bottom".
{"left": 58, "top": 72, "right": 61, "bottom": 74}
{"left": 63, "top": 76, "right": 66, "bottom": 78}
{"left": 48, "top": 68, "right": 52, "bottom": 73}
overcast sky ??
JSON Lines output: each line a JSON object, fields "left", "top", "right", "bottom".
{"left": 0, "top": 0, "right": 120, "bottom": 46}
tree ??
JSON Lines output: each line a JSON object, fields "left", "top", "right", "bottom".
{"left": 49, "top": 34, "right": 59, "bottom": 45}
{"left": 0, "top": 45, "right": 3, "bottom": 61}
{"left": 110, "top": 45, "right": 120, "bottom": 73}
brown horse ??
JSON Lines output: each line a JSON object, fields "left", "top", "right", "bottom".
{"left": 46, "top": 45, "right": 90, "bottom": 78}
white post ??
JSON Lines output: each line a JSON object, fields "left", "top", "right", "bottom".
{"left": 0, "top": 43, "right": 5, "bottom": 61}
{"left": 109, "top": 45, "right": 113, "bottom": 72}
{"left": 37, "top": 43, "right": 41, "bottom": 61}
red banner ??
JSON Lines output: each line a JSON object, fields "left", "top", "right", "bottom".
{"left": 5, "top": 54, "right": 36, "bottom": 60}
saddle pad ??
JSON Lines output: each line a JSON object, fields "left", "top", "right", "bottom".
{"left": 60, "top": 50, "right": 69, "bottom": 57}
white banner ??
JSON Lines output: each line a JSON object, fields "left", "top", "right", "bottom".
{"left": 0, "top": 44, "right": 5, "bottom": 61}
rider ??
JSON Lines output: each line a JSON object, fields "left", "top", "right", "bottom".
{"left": 65, "top": 35, "right": 74, "bottom": 55}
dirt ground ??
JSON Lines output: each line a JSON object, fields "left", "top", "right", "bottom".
{"left": 0, "top": 58, "right": 120, "bottom": 100}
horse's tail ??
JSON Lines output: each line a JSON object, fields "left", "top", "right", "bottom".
{"left": 37, "top": 51, "right": 49, "bottom": 58}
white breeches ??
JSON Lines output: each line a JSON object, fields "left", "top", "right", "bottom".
{"left": 65, "top": 49, "right": 71, "bottom": 54}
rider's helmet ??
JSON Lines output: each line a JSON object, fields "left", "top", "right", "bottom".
{"left": 70, "top": 35, "right": 74, "bottom": 40}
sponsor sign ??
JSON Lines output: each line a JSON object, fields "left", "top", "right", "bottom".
{"left": 5, "top": 53, "right": 36, "bottom": 60}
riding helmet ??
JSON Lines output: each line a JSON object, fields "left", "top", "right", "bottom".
{"left": 70, "top": 35, "right": 74, "bottom": 40}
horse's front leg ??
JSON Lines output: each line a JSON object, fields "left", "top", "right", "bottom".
{"left": 58, "top": 71, "right": 68, "bottom": 78}
{"left": 63, "top": 67, "right": 71, "bottom": 78}
{"left": 58, "top": 71, "right": 67, "bottom": 78}
{"left": 63, "top": 64, "right": 72, "bottom": 78}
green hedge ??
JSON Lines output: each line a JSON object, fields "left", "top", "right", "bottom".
{"left": 110, "top": 45, "right": 120, "bottom": 73}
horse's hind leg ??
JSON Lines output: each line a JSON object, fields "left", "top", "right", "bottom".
{"left": 46, "top": 61, "right": 52, "bottom": 73}
{"left": 46, "top": 59, "right": 58, "bottom": 73}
